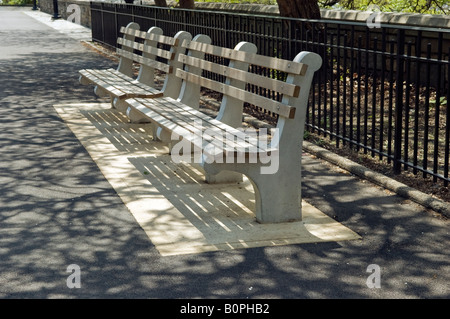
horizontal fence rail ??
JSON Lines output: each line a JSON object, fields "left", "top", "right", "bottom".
{"left": 90, "top": 2, "right": 450, "bottom": 186}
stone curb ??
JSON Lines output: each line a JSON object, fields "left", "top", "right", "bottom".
{"left": 303, "top": 141, "right": 450, "bottom": 219}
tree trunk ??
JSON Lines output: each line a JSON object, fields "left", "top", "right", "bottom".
{"left": 178, "top": 0, "right": 194, "bottom": 9}
{"left": 154, "top": 0, "right": 167, "bottom": 6}
{"left": 276, "top": 0, "right": 321, "bottom": 19}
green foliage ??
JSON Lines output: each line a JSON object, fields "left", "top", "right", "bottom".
{"left": 197, "top": 0, "right": 277, "bottom": 4}
{"left": 319, "top": 0, "right": 449, "bottom": 14}
{"left": 196, "top": 0, "right": 449, "bottom": 14}
{"left": 0, "top": 0, "right": 34, "bottom": 5}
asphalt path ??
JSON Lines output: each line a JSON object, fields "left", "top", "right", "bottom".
{"left": 0, "top": 7, "right": 449, "bottom": 301}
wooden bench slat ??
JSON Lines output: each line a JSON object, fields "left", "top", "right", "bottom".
{"left": 117, "top": 38, "right": 175, "bottom": 61}
{"left": 80, "top": 69, "right": 163, "bottom": 99}
{"left": 178, "top": 54, "right": 300, "bottom": 98}
{"left": 176, "top": 69, "right": 296, "bottom": 119}
{"left": 145, "top": 97, "right": 261, "bottom": 151}
{"left": 116, "top": 49, "right": 172, "bottom": 74}
{"left": 182, "top": 40, "right": 308, "bottom": 76}
{"left": 101, "top": 69, "right": 150, "bottom": 91}
{"left": 102, "top": 69, "right": 163, "bottom": 98}
{"left": 128, "top": 98, "right": 231, "bottom": 154}
{"left": 119, "top": 26, "right": 178, "bottom": 46}
{"left": 148, "top": 97, "right": 268, "bottom": 152}
{"left": 131, "top": 97, "right": 270, "bottom": 157}
{"left": 83, "top": 69, "right": 132, "bottom": 94}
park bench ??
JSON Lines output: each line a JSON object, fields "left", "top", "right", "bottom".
{"left": 78, "top": 22, "right": 192, "bottom": 113}
{"left": 124, "top": 37, "right": 322, "bottom": 223}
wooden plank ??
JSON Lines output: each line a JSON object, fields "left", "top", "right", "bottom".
{"left": 101, "top": 69, "right": 164, "bottom": 99}
{"left": 179, "top": 54, "right": 300, "bottom": 98}
{"left": 117, "top": 38, "right": 174, "bottom": 60}
{"left": 79, "top": 68, "right": 114, "bottom": 83}
{"left": 81, "top": 69, "right": 128, "bottom": 97}
{"left": 116, "top": 49, "right": 172, "bottom": 73}
{"left": 166, "top": 103, "right": 274, "bottom": 159}
{"left": 120, "top": 26, "right": 146, "bottom": 40}
{"left": 176, "top": 69, "right": 296, "bottom": 119}
{"left": 131, "top": 97, "right": 271, "bottom": 158}
{"left": 79, "top": 69, "right": 163, "bottom": 99}
{"left": 120, "top": 26, "right": 178, "bottom": 46}
{"left": 181, "top": 40, "right": 308, "bottom": 75}
{"left": 144, "top": 96, "right": 262, "bottom": 150}
{"left": 149, "top": 98, "right": 259, "bottom": 152}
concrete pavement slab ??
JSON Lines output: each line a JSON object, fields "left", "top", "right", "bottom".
{"left": 53, "top": 102, "right": 361, "bottom": 256}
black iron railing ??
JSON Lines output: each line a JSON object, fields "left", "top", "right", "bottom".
{"left": 90, "top": 2, "right": 450, "bottom": 186}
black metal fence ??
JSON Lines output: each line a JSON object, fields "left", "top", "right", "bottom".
{"left": 90, "top": 2, "right": 450, "bottom": 186}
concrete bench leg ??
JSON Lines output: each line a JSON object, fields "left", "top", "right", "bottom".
{"left": 126, "top": 105, "right": 151, "bottom": 124}
{"left": 201, "top": 160, "right": 302, "bottom": 223}
{"left": 114, "top": 98, "right": 131, "bottom": 114}
{"left": 246, "top": 169, "right": 301, "bottom": 223}
{"left": 204, "top": 171, "right": 243, "bottom": 184}
{"left": 156, "top": 126, "right": 179, "bottom": 154}
{"left": 94, "top": 85, "right": 109, "bottom": 98}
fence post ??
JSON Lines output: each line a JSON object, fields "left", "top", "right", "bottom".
{"left": 393, "top": 29, "right": 405, "bottom": 174}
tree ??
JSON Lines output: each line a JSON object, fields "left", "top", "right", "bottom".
{"left": 153, "top": 0, "right": 194, "bottom": 9}
{"left": 276, "top": 0, "right": 321, "bottom": 19}
{"left": 179, "top": 0, "right": 194, "bottom": 9}
{"left": 154, "top": 0, "right": 167, "bottom": 6}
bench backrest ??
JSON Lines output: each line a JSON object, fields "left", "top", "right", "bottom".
{"left": 175, "top": 38, "right": 322, "bottom": 156}
{"left": 116, "top": 22, "right": 192, "bottom": 99}
{"left": 177, "top": 40, "right": 307, "bottom": 119}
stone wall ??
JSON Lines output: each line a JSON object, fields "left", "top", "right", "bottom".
{"left": 194, "top": 2, "right": 450, "bottom": 30}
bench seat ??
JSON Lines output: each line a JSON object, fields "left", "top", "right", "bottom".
{"left": 127, "top": 96, "right": 275, "bottom": 161}
{"left": 79, "top": 22, "right": 192, "bottom": 111}
{"left": 124, "top": 37, "right": 322, "bottom": 223}
{"left": 79, "top": 68, "right": 163, "bottom": 100}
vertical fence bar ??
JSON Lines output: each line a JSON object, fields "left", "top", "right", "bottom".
{"left": 357, "top": 35, "right": 362, "bottom": 152}
{"left": 329, "top": 32, "right": 334, "bottom": 140}
{"left": 363, "top": 28, "right": 370, "bottom": 154}
{"left": 404, "top": 41, "right": 412, "bottom": 170}
{"left": 393, "top": 29, "right": 405, "bottom": 174}
{"left": 423, "top": 44, "right": 432, "bottom": 178}
{"left": 379, "top": 28, "right": 387, "bottom": 160}
{"left": 349, "top": 26, "right": 355, "bottom": 150}
{"left": 433, "top": 33, "right": 443, "bottom": 182}
{"left": 413, "top": 31, "right": 422, "bottom": 175}
{"left": 363, "top": 29, "right": 369, "bottom": 154}
{"left": 336, "top": 25, "right": 341, "bottom": 148}
{"left": 342, "top": 33, "right": 348, "bottom": 146}
{"left": 371, "top": 37, "right": 378, "bottom": 157}
{"left": 101, "top": 2, "right": 105, "bottom": 46}
{"left": 445, "top": 47, "right": 450, "bottom": 186}
{"left": 315, "top": 28, "right": 322, "bottom": 135}
{"left": 323, "top": 23, "right": 329, "bottom": 138}
{"left": 387, "top": 39, "right": 395, "bottom": 163}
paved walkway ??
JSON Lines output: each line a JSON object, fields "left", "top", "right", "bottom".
{"left": 0, "top": 7, "right": 449, "bottom": 299}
